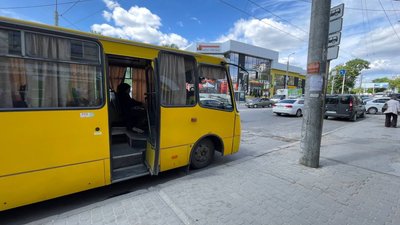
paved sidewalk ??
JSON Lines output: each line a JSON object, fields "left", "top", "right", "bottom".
{"left": 28, "top": 116, "right": 400, "bottom": 225}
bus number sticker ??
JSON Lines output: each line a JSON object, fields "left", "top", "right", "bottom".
{"left": 80, "top": 112, "right": 95, "bottom": 118}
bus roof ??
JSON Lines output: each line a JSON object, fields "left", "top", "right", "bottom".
{"left": 0, "top": 16, "right": 224, "bottom": 64}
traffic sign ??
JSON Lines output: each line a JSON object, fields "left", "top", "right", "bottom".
{"left": 330, "top": 3, "right": 344, "bottom": 21}
{"left": 339, "top": 69, "right": 346, "bottom": 76}
{"left": 328, "top": 32, "right": 341, "bottom": 47}
{"left": 327, "top": 46, "right": 339, "bottom": 60}
{"left": 329, "top": 18, "right": 343, "bottom": 34}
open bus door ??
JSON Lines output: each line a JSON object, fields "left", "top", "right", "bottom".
{"left": 145, "top": 62, "right": 161, "bottom": 175}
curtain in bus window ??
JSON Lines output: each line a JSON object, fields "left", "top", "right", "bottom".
{"left": 132, "top": 68, "right": 146, "bottom": 103}
{"left": 0, "top": 58, "right": 13, "bottom": 107}
{"left": 0, "top": 31, "right": 27, "bottom": 108}
{"left": 58, "top": 39, "right": 72, "bottom": 107}
{"left": 159, "top": 53, "right": 186, "bottom": 105}
{"left": 69, "top": 64, "right": 97, "bottom": 106}
{"left": 0, "top": 30, "right": 8, "bottom": 55}
{"left": 109, "top": 66, "right": 126, "bottom": 91}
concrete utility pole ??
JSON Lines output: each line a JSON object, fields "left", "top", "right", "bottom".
{"left": 300, "top": 0, "right": 331, "bottom": 168}
{"left": 54, "top": 0, "right": 59, "bottom": 26}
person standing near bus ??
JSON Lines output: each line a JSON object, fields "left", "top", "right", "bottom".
{"left": 384, "top": 96, "right": 400, "bottom": 128}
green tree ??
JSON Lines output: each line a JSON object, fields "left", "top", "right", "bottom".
{"left": 162, "top": 43, "right": 180, "bottom": 49}
{"left": 328, "top": 58, "right": 370, "bottom": 94}
{"left": 390, "top": 77, "right": 400, "bottom": 91}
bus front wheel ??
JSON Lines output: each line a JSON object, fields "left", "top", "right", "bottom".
{"left": 191, "top": 139, "right": 215, "bottom": 169}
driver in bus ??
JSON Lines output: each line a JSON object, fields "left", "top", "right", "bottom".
{"left": 116, "top": 83, "right": 146, "bottom": 133}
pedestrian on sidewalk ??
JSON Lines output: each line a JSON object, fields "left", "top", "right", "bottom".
{"left": 383, "top": 96, "right": 400, "bottom": 128}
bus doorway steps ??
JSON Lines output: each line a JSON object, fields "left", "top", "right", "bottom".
{"left": 111, "top": 130, "right": 150, "bottom": 183}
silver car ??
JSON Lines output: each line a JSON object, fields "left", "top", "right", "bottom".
{"left": 272, "top": 99, "right": 304, "bottom": 117}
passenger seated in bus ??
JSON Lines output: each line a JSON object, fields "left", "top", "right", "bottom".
{"left": 116, "top": 83, "right": 147, "bottom": 132}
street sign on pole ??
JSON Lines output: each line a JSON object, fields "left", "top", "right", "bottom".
{"left": 328, "top": 18, "right": 343, "bottom": 34}
{"left": 327, "top": 3, "right": 344, "bottom": 61}
{"left": 330, "top": 3, "right": 344, "bottom": 21}
{"left": 341, "top": 69, "right": 346, "bottom": 94}
{"left": 327, "top": 46, "right": 339, "bottom": 60}
{"left": 328, "top": 32, "right": 341, "bottom": 47}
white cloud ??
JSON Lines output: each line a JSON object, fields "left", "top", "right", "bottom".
{"left": 92, "top": 0, "right": 188, "bottom": 48}
{"left": 103, "top": 0, "right": 119, "bottom": 10}
{"left": 216, "top": 18, "right": 307, "bottom": 52}
{"left": 190, "top": 17, "right": 202, "bottom": 24}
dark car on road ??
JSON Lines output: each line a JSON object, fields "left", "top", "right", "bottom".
{"left": 324, "top": 94, "right": 365, "bottom": 121}
{"left": 245, "top": 97, "right": 273, "bottom": 108}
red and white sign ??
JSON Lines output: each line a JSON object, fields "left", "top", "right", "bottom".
{"left": 307, "top": 62, "right": 320, "bottom": 74}
{"left": 196, "top": 44, "right": 221, "bottom": 53}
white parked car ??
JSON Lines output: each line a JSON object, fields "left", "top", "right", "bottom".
{"left": 365, "top": 97, "right": 390, "bottom": 114}
{"left": 272, "top": 99, "right": 304, "bottom": 117}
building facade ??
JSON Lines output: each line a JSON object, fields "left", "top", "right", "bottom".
{"left": 186, "top": 40, "right": 306, "bottom": 98}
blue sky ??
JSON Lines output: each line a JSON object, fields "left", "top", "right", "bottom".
{"left": 1, "top": 0, "right": 400, "bottom": 83}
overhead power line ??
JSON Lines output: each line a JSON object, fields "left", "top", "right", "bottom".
{"left": 247, "top": 0, "right": 308, "bottom": 34}
{"left": 377, "top": 0, "right": 400, "bottom": 42}
{"left": 60, "top": 0, "right": 82, "bottom": 16}
{"left": 0, "top": 0, "right": 92, "bottom": 10}
{"left": 219, "top": 0, "right": 306, "bottom": 42}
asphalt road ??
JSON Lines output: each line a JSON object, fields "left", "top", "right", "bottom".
{"left": 0, "top": 105, "right": 360, "bottom": 225}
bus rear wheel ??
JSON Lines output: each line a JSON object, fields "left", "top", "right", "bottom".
{"left": 191, "top": 139, "right": 214, "bottom": 169}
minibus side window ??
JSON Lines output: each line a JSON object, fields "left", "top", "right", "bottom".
{"left": 0, "top": 29, "right": 103, "bottom": 109}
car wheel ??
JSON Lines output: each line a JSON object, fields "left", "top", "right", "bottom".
{"left": 360, "top": 111, "right": 365, "bottom": 118}
{"left": 275, "top": 113, "right": 281, "bottom": 116}
{"left": 295, "top": 109, "right": 302, "bottom": 117}
{"left": 254, "top": 104, "right": 258, "bottom": 108}
{"left": 324, "top": 115, "right": 328, "bottom": 119}
{"left": 351, "top": 113, "right": 357, "bottom": 122}
{"left": 268, "top": 103, "right": 272, "bottom": 108}
{"left": 368, "top": 107, "right": 377, "bottom": 114}
{"left": 190, "top": 139, "right": 214, "bottom": 169}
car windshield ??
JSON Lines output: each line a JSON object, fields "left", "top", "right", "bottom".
{"left": 272, "top": 95, "right": 284, "bottom": 99}
{"left": 279, "top": 99, "right": 296, "bottom": 104}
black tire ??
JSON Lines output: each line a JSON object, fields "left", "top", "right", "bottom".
{"left": 295, "top": 109, "right": 302, "bottom": 117}
{"left": 190, "top": 139, "right": 214, "bottom": 169}
{"left": 368, "top": 107, "right": 377, "bottom": 114}
{"left": 275, "top": 113, "right": 281, "bottom": 116}
{"left": 360, "top": 111, "right": 365, "bottom": 118}
{"left": 324, "top": 115, "right": 328, "bottom": 119}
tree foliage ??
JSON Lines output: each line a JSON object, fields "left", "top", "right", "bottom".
{"left": 328, "top": 58, "right": 370, "bottom": 94}
{"left": 162, "top": 43, "right": 180, "bottom": 49}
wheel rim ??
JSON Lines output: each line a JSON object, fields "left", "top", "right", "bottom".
{"left": 296, "top": 110, "right": 301, "bottom": 117}
{"left": 194, "top": 143, "right": 210, "bottom": 163}
{"left": 369, "top": 108, "right": 377, "bottom": 114}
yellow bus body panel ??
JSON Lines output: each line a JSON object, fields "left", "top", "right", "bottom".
{"left": 158, "top": 105, "right": 236, "bottom": 171}
{"left": 232, "top": 112, "right": 241, "bottom": 154}
{"left": 0, "top": 108, "right": 110, "bottom": 210}
{"left": 0, "top": 160, "right": 105, "bottom": 211}
{"left": 0, "top": 109, "right": 109, "bottom": 176}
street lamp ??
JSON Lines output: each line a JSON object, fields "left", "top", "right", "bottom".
{"left": 285, "top": 52, "right": 295, "bottom": 89}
